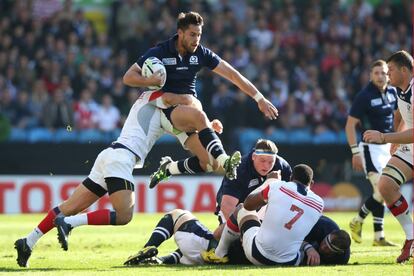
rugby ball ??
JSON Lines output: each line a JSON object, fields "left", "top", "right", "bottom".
{"left": 141, "top": 57, "right": 167, "bottom": 90}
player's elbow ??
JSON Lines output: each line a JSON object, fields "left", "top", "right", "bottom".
{"left": 122, "top": 72, "right": 133, "bottom": 86}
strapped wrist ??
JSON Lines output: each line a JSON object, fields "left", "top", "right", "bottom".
{"left": 350, "top": 144, "right": 360, "bottom": 155}
{"left": 380, "top": 133, "right": 386, "bottom": 143}
{"left": 253, "top": 92, "right": 264, "bottom": 102}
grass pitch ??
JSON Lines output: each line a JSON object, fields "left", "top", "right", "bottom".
{"left": 0, "top": 212, "right": 412, "bottom": 275}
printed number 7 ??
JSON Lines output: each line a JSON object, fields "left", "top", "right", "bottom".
{"left": 284, "top": 204, "right": 304, "bottom": 230}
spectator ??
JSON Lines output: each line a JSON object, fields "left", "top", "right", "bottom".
{"left": 42, "top": 88, "right": 74, "bottom": 130}
{"left": 93, "top": 94, "right": 120, "bottom": 134}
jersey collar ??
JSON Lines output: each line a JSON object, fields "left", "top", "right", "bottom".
{"left": 168, "top": 34, "right": 179, "bottom": 54}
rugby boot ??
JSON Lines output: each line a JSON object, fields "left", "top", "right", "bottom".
{"left": 14, "top": 238, "right": 32, "bottom": 267}
{"left": 201, "top": 249, "right": 229, "bottom": 264}
{"left": 149, "top": 156, "right": 173, "bottom": 189}
{"left": 373, "top": 237, "right": 397, "bottom": 247}
{"left": 223, "top": 151, "right": 241, "bottom": 180}
{"left": 349, "top": 218, "right": 363, "bottom": 243}
{"left": 396, "top": 239, "right": 413, "bottom": 263}
{"left": 55, "top": 217, "right": 73, "bottom": 251}
{"left": 124, "top": 246, "right": 159, "bottom": 265}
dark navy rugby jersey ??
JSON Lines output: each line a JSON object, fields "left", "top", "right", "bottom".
{"left": 215, "top": 150, "right": 292, "bottom": 208}
{"left": 137, "top": 34, "right": 221, "bottom": 96}
{"left": 304, "top": 215, "right": 350, "bottom": 265}
{"left": 349, "top": 82, "right": 397, "bottom": 136}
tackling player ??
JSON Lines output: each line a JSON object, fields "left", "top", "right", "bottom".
{"left": 363, "top": 50, "right": 414, "bottom": 263}
{"left": 13, "top": 85, "right": 203, "bottom": 268}
{"left": 203, "top": 164, "right": 324, "bottom": 266}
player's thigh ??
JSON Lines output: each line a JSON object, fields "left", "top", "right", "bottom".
{"left": 59, "top": 183, "right": 100, "bottom": 215}
{"left": 241, "top": 226, "right": 261, "bottom": 265}
{"left": 170, "top": 105, "right": 209, "bottom": 132}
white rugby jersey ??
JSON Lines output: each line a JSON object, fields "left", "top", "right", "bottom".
{"left": 116, "top": 91, "right": 164, "bottom": 168}
{"left": 255, "top": 179, "right": 324, "bottom": 263}
{"left": 397, "top": 78, "right": 413, "bottom": 129}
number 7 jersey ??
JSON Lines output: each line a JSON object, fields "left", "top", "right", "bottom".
{"left": 256, "top": 180, "right": 324, "bottom": 263}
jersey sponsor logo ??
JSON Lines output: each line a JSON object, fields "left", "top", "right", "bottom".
{"left": 176, "top": 66, "right": 188, "bottom": 70}
{"left": 162, "top": 58, "right": 177, "bottom": 65}
{"left": 189, "top": 55, "right": 199, "bottom": 65}
{"left": 370, "top": 98, "right": 382, "bottom": 106}
{"left": 248, "top": 178, "right": 260, "bottom": 188}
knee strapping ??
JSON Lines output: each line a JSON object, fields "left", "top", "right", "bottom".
{"left": 168, "top": 209, "right": 195, "bottom": 232}
{"left": 237, "top": 208, "right": 257, "bottom": 226}
{"left": 382, "top": 165, "right": 406, "bottom": 186}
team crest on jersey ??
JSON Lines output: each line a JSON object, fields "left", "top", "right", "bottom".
{"left": 248, "top": 179, "right": 260, "bottom": 188}
{"left": 162, "top": 58, "right": 177, "bottom": 65}
{"left": 401, "top": 145, "right": 410, "bottom": 152}
{"left": 189, "top": 55, "right": 198, "bottom": 65}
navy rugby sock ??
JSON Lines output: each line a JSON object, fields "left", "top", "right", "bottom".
{"left": 145, "top": 214, "right": 174, "bottom": 247}
{"left": 159, "top": 249, "right": 183, "bottom": 264}
{"left": 175, "top": 156, "right": 205, "bottom": 174}
{"left": 198, "top": 128, "right": 226, "bottom": 160}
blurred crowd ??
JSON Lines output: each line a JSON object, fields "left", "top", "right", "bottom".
{"left": 0, "top": 0, "right": 412, "bottom": 150}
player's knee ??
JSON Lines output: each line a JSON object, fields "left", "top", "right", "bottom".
{"left": 191, "top": 109, "right": 208, "bottom": 125}
{"left": 115, "top": 209, "right": 133, "bottom": 225}
{"left": 168, "top": 208, "right": 185, "bottom": 219}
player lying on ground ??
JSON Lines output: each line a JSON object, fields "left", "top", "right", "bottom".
{"left": 123, "top": 209, "right": 248, "bottom": 265}
{"left": 304, "top": 215, "right": 351, "bottom": 265}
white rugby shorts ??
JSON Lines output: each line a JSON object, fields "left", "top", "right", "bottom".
{"left": 358, "top": 142, "right": 391, "bottom": 174}
{"left": 174, "top": 231, "right": 210, "bottom": 265}
{"left": 394, "top": 143, "right": 413, "bottom": 166}
{"left": 87, "top": 147, "right": 136, "bottom": 191}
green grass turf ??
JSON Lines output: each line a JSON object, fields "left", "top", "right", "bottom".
{"left": 0, "top": 212, "right": 412, "bottom": 275}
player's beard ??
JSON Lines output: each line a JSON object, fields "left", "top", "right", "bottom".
{"left": 185, "top": 40, "right": 197, "bottom": 53}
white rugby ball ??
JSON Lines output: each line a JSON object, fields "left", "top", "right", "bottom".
{"left": 141, "top": 57, "right": 167, "bottom": 90}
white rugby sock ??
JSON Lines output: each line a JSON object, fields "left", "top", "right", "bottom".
{"left": 64, "top": 214, "right": 88, "bottom": 228}
{"left": 26, "top": 227, "right": 43, "bottom": 249}
{"left": 167, "top": 161, "right": 180, "bottom": 175}
{"left": 215, "top": 224, "right": 239, "bottom": 258}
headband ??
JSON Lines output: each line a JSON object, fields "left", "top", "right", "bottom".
{"left": 325, "top": 234, "right": 344, "bottom": 253}
{"left": 254, "top": 149, "right": 276, "bottom": 156}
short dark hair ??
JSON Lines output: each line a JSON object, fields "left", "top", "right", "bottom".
{"left": 386, "top": 50, "right": 413, "bottom": 71}
{"left": 330, "top": 230, "right": 351, "bottom": 252}
{"left": 291, "top": 164, "right": 313, "bottom": 186}
{"left": 177, "top": 12, "right": 203, "bottom": 30}
{"left": 254, "top": 139, "right": 278, "bottom": 154}
{"left": 370, "top": 59, "right": 386, "bottom": 71}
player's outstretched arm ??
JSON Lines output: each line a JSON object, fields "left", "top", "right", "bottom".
{"left": 123, "top": 63, "right": 163, "bottom": 88}
{"left": 363, "top": 128, "right": 414, "bottom": 144}
{"left": 212, "top": 60, "right": 278, "bottom": 120}
{"left": 244, "top": 186, "right": 268, "bottom": 211}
